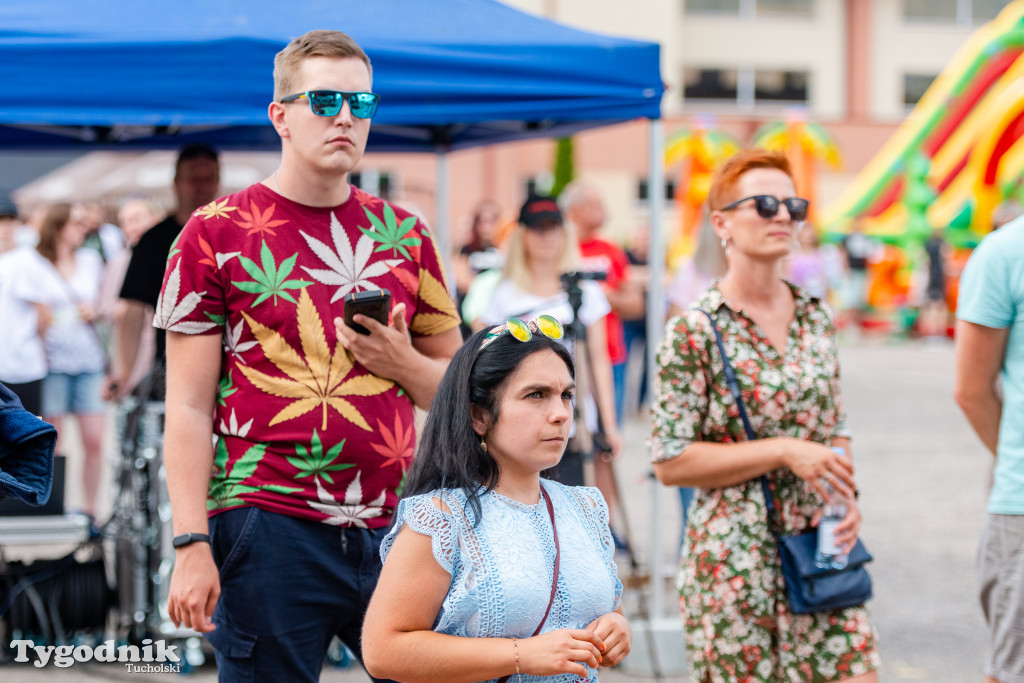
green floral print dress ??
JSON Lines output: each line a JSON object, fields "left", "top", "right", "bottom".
{"left": 650, "top": 283, "right": 879, "bottom": 682}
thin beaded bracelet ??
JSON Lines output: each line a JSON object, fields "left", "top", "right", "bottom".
{"left": 512, "top": 636, "right": 521, "bottom": 681}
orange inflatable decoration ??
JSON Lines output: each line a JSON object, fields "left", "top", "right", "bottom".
{"left": 752, "top": 109, "right": 843, "bottom": 223}
{"left": 663, "top": 116, "right": 740, "bottom": 267}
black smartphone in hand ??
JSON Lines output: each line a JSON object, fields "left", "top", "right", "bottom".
{"left": 343, "top": 289, "right": 391, "bottom": 335}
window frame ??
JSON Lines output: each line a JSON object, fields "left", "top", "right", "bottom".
{"left": 683, "top": 66, "right": 811, "bottom": 111}
{"left": 684, "top": 0, "right": 813, "bottom": 18}
{"left": 637, "top": 177, "right": 678, "bottom": 202}
{"left": 902, "top": 0, "right": 1007, "bottom": 27}
{"left": 903, "top": 72, "right": 938, "bottom": 107}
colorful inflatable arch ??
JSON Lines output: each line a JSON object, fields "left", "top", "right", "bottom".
{"left": 822, "top": 1, "right": 1024, "bottom": 245}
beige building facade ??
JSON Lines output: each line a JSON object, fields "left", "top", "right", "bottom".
{"left": 358, "top": 0, "right": 1013, "bottom": 250}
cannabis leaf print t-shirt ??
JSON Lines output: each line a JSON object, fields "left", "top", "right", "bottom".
{"left": 155, "top": 183, "right": 460, "bottom": 527}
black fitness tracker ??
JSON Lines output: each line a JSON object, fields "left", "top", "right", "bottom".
{"left": 172, "top": 532, "right": 211, "bottom": 549}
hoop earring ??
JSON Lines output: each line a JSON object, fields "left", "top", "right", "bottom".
{"left": 721, "top": 237, "right": 728, "bottom": 250}
{"left": 480, "top": 437, "right": 488, "bottom": 452}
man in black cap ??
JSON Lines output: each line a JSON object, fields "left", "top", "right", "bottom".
{"left": 105, "top": 143, "right": 220, "bottom": 400}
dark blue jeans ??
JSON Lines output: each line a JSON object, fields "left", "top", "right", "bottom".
{"left": 205, "top": 507, "right": 396, "bottom": 683}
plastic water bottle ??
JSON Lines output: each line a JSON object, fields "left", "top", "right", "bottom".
{"left": 815, "top": 447, "right": 849, "bottom": 570}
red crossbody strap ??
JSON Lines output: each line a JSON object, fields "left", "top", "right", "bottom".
{"left": 498, "top": 486, "right": 560, "bottom": 683}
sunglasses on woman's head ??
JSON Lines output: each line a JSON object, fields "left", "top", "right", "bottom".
{"left": 721, "top": 195, "right": 809, "bottom": 222}
{"left": 279, "top": 90, "right": 380, "bottom": 119}
{"left": 479, "top": 315, "right": 564, "bottom": 351}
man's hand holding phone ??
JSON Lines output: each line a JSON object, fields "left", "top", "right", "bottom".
{"left": 334, "top": 288, "right": 413, "bottom": 382}
{"left": 342, "top": 290, "right": 391, "bottom": 334}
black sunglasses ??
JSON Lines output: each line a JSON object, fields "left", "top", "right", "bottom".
{"left": 279, "top": 90, "right": 380, "bottom": 119}
{"left": 721, "top": 195, "right": 809, "bottom": 222}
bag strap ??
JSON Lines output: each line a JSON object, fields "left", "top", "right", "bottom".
{"left": 536, "top": 486, "right": 560, "bottom": 633}
{"left": 52, "top": 261, "right": 111, "bottom": 371}
{"left": 694, "top": 308, "right": 781, "bottom": 534}
{"left": 497, "top": 485, "right": 560, "bottom": 683}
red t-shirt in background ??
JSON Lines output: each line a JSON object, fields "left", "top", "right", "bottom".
{"left": 155, "top": 183, "right": 460, "bottom": 528}
{"left": 579, "top": 236, "right": 629, "bottom": 364}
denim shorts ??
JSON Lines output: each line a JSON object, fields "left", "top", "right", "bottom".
{"left": 978, "top": 513, "right": 1024, "bottom": 683}
{"left": 42, "top": 371, "right": 106, "bottom": 416}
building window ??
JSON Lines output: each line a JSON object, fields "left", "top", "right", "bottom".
{"left": 973, "top": 0, "right": 1010, "bottom": 21}
{"left": 683, "top": 68, "right": 739, "bottom": 101}
{"left": 350, "top": 170, "right": 393, "bottom": 200}
{"left": 904, "top": 73, "right": 937, "bottom": 106}
{"left": 637, "top": 178, "right": 677, "bottom": 202}
{"left": 685, "top": 0, "right": 741, "bottom": 14}
{"left": 756, "top": 0, "right": 813, "bottom": 16}
{"left": 755, "top": 70, "right": 809, "bottom": 102}
{"left": 903, "top": 0, "right": 957, "bottom": 20}
{"left": 904, "top": 0, "right": 1009, "bottom": 25}
{"left": 684, "top": 0, "right": 811, "bottom": 17}
{"left": 684, "top": 67, "right": 809, "bottom": 107}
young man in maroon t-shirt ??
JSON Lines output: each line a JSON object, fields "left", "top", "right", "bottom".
{"left": 160, "top": 30, "right": 462, "bottom": 682}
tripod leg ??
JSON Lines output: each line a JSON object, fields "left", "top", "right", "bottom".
{"left": 565, "top": 291, "right": 663, "bottom": 678}
{"left": 603, "top": 454, "right": 663, "bottom": 679}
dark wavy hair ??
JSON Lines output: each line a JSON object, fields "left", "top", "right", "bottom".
{"left": 403, "top": 325, "right": 575, "bottom": 522}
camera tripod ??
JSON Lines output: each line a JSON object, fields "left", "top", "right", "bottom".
{"left": 557, "top": 271, "right": 664, "bottom": 679}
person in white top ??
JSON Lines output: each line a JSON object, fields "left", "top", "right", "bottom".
{"left": 0, "top": 197, "right": 48, "bottom": 416}
{"left": 477, "top": 195, "right": 621, "bottom": 493}
{"left": 15, "top": 203, "right": 108, "bottom": 517}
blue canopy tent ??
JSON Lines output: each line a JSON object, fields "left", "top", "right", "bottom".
{"left": 0, "top": 0, "right": 662, "bottom": 151}
{"left": 0, "top": 0, "right": 665, "bottom": 249}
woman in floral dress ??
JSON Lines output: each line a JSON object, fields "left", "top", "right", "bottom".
{"left": 650, "top": 150, "right": 879, "bottom": 682}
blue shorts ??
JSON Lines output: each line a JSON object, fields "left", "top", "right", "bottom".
{"left": 42, "top": 371, "right": 106, "bottom": 416}
{"left": 206, "top": 507, "right": 397, "bottom": 683}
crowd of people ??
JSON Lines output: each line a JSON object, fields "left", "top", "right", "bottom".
{"left": 0, "top": 143, "right": 222, "bottom": 521}
{"left": 4, "top": 24, "right": 1024, "bottom": 683}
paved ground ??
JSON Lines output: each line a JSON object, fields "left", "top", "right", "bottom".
{"left": 0, "top": 338, "right": 990, "bottom": 681}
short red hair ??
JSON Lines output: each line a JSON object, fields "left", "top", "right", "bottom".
{"left": 707, "top": 149, "right": 793, "bottom": 211}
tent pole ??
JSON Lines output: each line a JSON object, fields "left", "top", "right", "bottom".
{"left": 646, "top": 118, "right": 666, "bottom": 622}
{"left": 436, "top": 150, "right": 455, "bottom": 292}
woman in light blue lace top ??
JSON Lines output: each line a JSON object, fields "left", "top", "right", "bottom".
{"left": 362, "top": 318, "right": 629, "bottom": 682}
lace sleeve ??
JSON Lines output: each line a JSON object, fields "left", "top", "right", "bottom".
{"left": 379, "top": 491, "right": 459, "bottom": 575}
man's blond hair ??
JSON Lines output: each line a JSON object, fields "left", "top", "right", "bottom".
{"left": 273, "top": 30, "right": 372, "bottom": 101}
